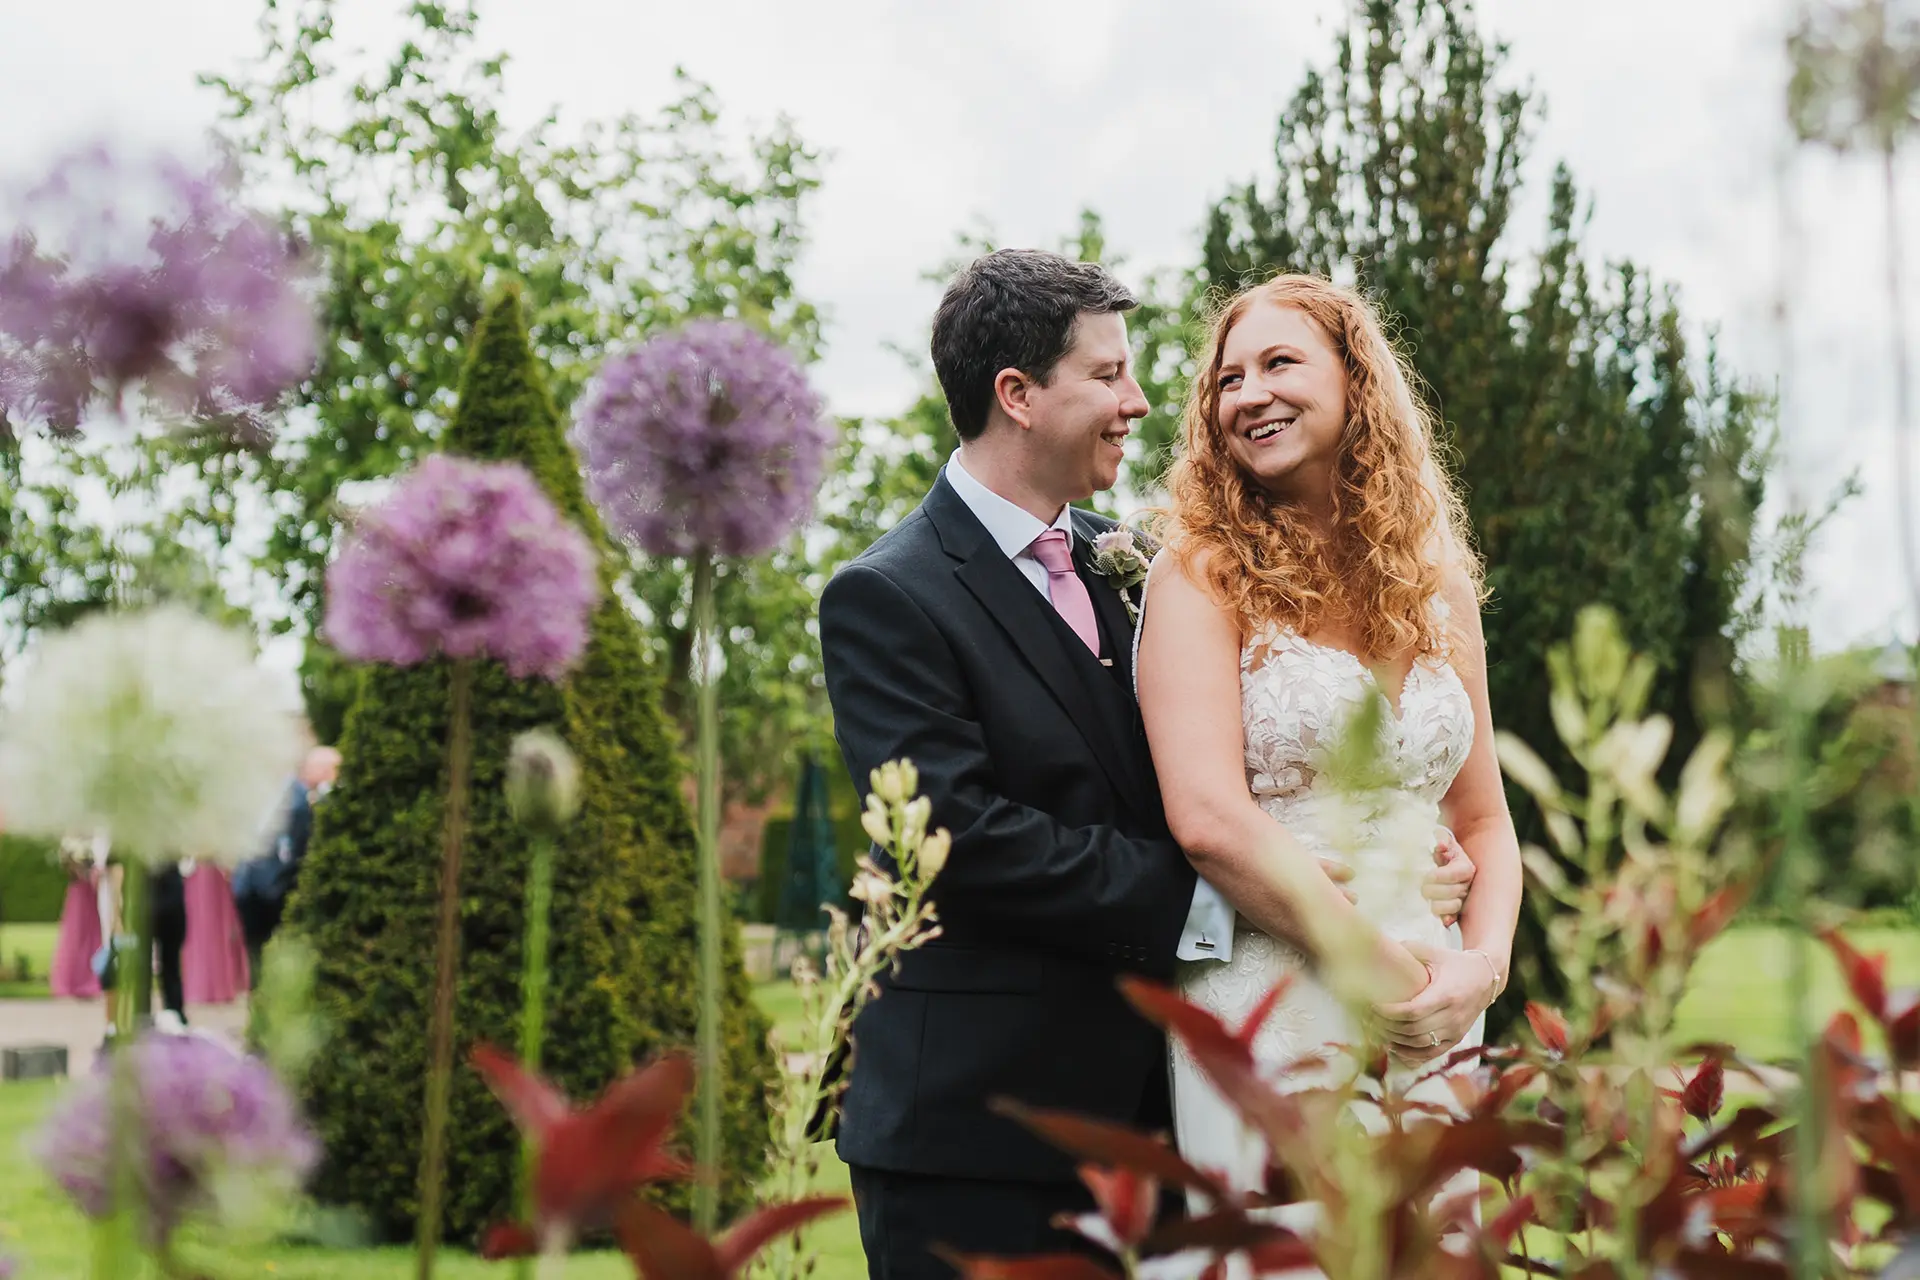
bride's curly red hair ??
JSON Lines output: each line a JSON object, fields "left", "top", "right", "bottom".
{"left": 1163, "top": 274, "right": 1481, "bottom": 660}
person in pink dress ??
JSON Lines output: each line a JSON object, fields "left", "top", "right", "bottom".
{"left": 180, "top": 857, "right": 250, "bottom": 1004}
{"left": 49, "top": 835, "right": 104, "bottom": 1000}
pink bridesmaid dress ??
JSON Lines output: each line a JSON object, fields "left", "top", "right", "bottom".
{"left": 180, "top": 862, "right": 250, "bottom": 1004}
{"left": 49, "top": 874, "right": 103, "bottom": 998}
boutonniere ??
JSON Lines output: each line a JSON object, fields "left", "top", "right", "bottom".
{"left": 1091, "top": 527, "right": 1154, "bottom": 623}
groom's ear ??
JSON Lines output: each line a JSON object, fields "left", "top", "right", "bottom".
{"left": 992, "top": 365, "right": 1037, "bottom": 431}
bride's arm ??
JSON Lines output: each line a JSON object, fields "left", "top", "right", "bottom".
{"left": 1374, "top": 568, "right": 1523, "bottom": 1058}
{"left": 1436, "top": 569, "right": 1522, "bottom": 983}
{"left": 1137, "top": 549, "right": 1429, "bottom": 1006}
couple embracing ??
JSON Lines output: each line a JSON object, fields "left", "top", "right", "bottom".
{"left": 819, "top": 250, "right": 1523, "bottom": 1279}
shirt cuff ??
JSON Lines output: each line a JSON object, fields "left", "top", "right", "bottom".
{"left": 1175, "top": 877, "right": 1235, "bottom": 963}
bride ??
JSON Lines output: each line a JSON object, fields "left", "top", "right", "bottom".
{"left": 1134, "top": 274, "right": 1522, "bottom": 1210}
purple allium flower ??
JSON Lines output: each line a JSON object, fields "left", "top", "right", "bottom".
{"left": 323, "top": 454, "right": 599, "bottom": 680}
{"left": 0, "top": 147, "right": 317, "bottom": 438}
{"left": 571, "top": 320, "right": 833, "bottom": 558}
{"left": 34, "top": 1033, "right": 319, "bottom": 1245}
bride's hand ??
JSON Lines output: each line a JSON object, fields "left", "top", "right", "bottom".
{"left": 1373, "top": 942, "right": 1495, "bottom": 1062}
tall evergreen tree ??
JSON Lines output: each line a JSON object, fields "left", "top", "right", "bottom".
{"left": 288, "top": 289, "right": 772, "bottom": 1243}
{"left": 1134, "top": 0, "right": 1769, "bottom": 1021}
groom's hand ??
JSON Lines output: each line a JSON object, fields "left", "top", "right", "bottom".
{"left": 1423, "top": 831, "right": 1474, "bottom": 927}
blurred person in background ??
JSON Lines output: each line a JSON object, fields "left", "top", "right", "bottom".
{"left": 233, "top": 745, "right": 340, "bottom": 984}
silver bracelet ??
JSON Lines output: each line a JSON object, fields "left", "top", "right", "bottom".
{"left": 1465, "top": 948, "right": 1505, "bottom": 1003}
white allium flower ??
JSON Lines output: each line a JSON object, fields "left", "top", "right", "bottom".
{"left": 0, "top": 606, "right": 303, "bottom": 867}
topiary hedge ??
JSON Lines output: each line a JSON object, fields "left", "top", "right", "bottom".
{"left": 0, "top": 835, "right": 64, "bottom": 924}
{"left": 287, "top": 288, "right": 773, "bottom": 1245}
{"left": 751, "top": 761, "right": 865, "bottom": 925}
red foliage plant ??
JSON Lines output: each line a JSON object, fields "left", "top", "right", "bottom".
{"left": 933, "top": 928, "right": 1920, "bottom": 1280}
{"left": 467, "top": 1042, "right": 844, "bottom": 1274}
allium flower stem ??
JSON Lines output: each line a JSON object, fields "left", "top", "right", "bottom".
{"left": 101, "top": 861, "right": 149, "bottom": 1279}
{"left": 691, "top": 549, "right": 724, "bottom": 1235}
{"left": 514, "top": 831, "right": 556, "bottom": 1280}
{"left": 415, "top": 658, "right": 475, "bottom": 1280}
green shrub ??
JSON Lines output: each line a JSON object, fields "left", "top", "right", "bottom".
{"left": 287, "top": 289, "right": 773, "bottom": 1244}
{"left": 0, "top": 835, "right": 65, "bottom": 924}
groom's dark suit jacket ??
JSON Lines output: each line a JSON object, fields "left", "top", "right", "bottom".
{"left": 819, "top": 471, "right": 1198, "bottom": 1182}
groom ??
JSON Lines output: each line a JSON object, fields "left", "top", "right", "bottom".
{"left": 819, "top": 250, "right": 1472, "bottom": 1278}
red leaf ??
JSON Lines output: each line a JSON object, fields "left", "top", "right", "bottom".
{"left": 1524, "top": 1003, "right": 1570, "bottom": 1057}
{"left": 615, "top": 1200, "right": 721, "bottom": 1280}
{"left": 934, "top": 1250, "right": 1121, "bottom": 1280}
{"left": 1687, "top": 885, "right": 1747, "bottom": 951}
{"left": 1078, "top": 1165, "right": 1157, "bottom": 1249}
{"left": 1485, "top": 1192, "right": 1536, "bottom": 1247}
{"left": 1141, "top": 1209, "right": 1294, "bottom": 1257}
{"left": 1851, "top": 1097, "right": 1920, "bottom": 1215}
{"left": 1821, "top": 931, "right": 1889, "bottom": 1020}
{"left": 616, "top": 1197, "right": 849, "bottom": 1280}
{"left": 1888, "top": 993, "right": 1920, "bottom": 1070}
{"left": 1684, "top": 1106, "right": 1778, "bottom": 1163}
{"left": 1119, "top": 978, "right": 1299, "bottom": 1142}
{"left": 1243, "top": 1233, "right": 1318, "bottom": 1273}
{"left": 477, "top": 1221, "right": 539, "bottom": 1260}
{"left": 990, "top": 1099, "right": 1227, "bottom": 1198}
{"left": 471, "top": 1043, "right": 569, "bottom": 1137}
{"left": 1470, "top": 1064, "right": 1541, "bottom": 1119}
{"left": 1120, "top": 979, "right": 1255, "bottom": 1074}
{"left": 536, "top": 1051, "right": 694, "bottom": 1229}
{"left": 1235, "top": 976, "right": 1295, "bottom": 1048}
{"left": 1681, "top": 1058, "right": 1726, "bottom": 1123}
{"left": 1663, "top": 1248, "right": 1793, "bottom": 1278}
{"left": 714, "top": 1196, "right": 849, "bottom": 1275}
{"left": 1401, "top": 1115, "right": 1548, "bottom": 1197}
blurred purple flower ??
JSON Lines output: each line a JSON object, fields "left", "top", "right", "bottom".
{"left": 572, "top": 320, "right": 833, "bottom": 558}
{"left": 0, "top": 147, "right": 317, "bottom": 439}
{"left": 323, "top": 454, "right": 599, "bottom": 680}
{"left": 34, "top": 1033, "right": 318, "bottom": 1245}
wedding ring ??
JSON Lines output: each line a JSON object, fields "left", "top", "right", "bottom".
{"left": 1427, "top": 1031, "right": 1440, "bottom": 1047}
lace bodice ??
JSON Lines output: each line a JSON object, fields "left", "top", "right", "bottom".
{"left": 1240, "top": 618, "right": 1473, "bottom": 927}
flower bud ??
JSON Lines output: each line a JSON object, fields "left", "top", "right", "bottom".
{"left": 871, "top": 762, "right": 906, "bottom": 806}
{"left": 902, "top": 796, "right": 932, "bottom": 848}
{"left": 861, "top": 805, "right": 891, "bottom": 848}
{"left": 849, "top": 870, "right": 892, "bottom": 904}
{"left": 505, "top": 729, "right": 580, "bottom": 833}
{"left": 917, "top": 829, "right": 951, "bottom": 881}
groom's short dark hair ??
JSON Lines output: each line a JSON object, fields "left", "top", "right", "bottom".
{"left": 931, "top": 249, "right": 1137, "bottom": 441}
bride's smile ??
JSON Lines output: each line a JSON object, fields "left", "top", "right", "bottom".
{"left": 1214, "top": 299, "right": 1349, "bottom": 506}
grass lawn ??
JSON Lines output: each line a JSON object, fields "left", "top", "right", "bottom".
{"left": 1670, "top": 924, "right": 1920, "bottom": 1062}
{"left": 0, "top": 978, "right": 859, "bottom": 1279}
{"left": 1, "top": 922, "right": 1913, "bottom": 1278}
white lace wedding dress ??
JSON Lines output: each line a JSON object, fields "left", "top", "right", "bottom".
{"left": 1157, "top": 607, "right": 1481, "bottom": 1262}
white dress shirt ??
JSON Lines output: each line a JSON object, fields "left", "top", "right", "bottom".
{"left": 944, "top": 452, "right": 1229, "bottom": 963}
{"left": 944, "top": 450, "right": 1073, "bottom": 595}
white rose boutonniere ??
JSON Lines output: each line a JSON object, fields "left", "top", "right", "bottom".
{"left": 1091, "top": 527, "right": 1154, "bottom": 623}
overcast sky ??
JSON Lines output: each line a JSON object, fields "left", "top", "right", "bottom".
{"left": 3, "top": 0, "right": 1915, "bottom": 657}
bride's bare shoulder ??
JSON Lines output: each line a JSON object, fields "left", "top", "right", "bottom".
{"left": 1141, "top": 539, "right": 1236, "bottom": 635}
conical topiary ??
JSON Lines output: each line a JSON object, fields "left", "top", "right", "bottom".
{"left": 288, "top": 287, "right": 773, "bottom": 1244}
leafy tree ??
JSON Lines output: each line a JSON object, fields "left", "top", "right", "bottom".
{"left": 1132, "top": 0, "right": 1771, "bottom": 1021}
{"left": 198, "top": 0, "right": 827, "bottom": 801}
{"left": 289, "top": 289, "right": 771, "bottom": 1243}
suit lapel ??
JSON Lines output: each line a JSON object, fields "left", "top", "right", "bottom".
{"left": 928, "top": 476, "right": 1148, "bottom": 813}
{"left": 1071, "top": 510, "right": 1138, "bottom": 697}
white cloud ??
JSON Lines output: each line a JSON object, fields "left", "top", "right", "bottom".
{"left": 2, "top": 0, "right": 1913, "bottom": 653}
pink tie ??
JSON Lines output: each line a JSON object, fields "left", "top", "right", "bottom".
{"left": 1029, "top": 529, "right": 1102, "bottom": 657}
